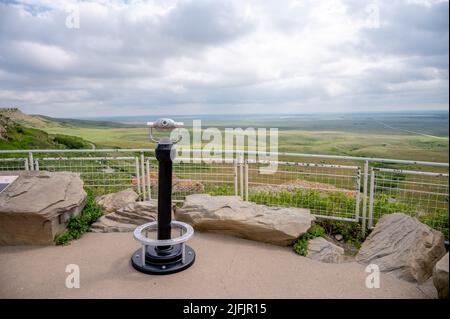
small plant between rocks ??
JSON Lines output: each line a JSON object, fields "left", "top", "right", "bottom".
{"left": 293, "top": 220, "right": 370, "bottom": 257}
{"left": 293, "top": 224, "right": 326, "bottom": 256}
{"left": 55, "top": 188, "right": 103, "bottom": 245}
{"left": 317, "top": 219, "right": 368, "bottom": 250}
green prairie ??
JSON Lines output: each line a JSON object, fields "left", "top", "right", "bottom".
{"left": 3, "top": 109, "right": 449, "bottom": 163}
{"left": 38, "top": 126, "right": 448, "bottom": 163}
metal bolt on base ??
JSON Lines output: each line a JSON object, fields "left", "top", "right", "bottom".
{"left": 131, "top": 119, "right": 195, "bottom": 275}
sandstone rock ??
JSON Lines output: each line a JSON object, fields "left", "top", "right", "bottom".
{"left": 0, "top": 171, "right": 87, "bottom": 245}
{"left": 251, "top": 179, "right": 357, "bottom": 198}
{"left": 356, "top": 213, "right": 446, "bottom": 283}
{"left": 132, "top": 172, "right": 205, "bottom": 194}
{"left": 175, "top": 194, "right": 314, "bottom": 246}
{"left": 307, "top": 237, "right": 344, "bottom": 263}
{"left": 91, "top": 200, "right": 158, "bottom": 232}
{"left": 433, "top": 252, "right": 449, "bottom": 299}
{"left": 335, "top": 234, "right": 343, "bottom": 241}
{"left": 96, "top": 188, "right": 139, "bottom": 214}
{"left": 172, "top": 179, "right": 205, "bottom": 193}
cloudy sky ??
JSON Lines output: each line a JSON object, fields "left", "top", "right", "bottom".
{"left": 0, "top": 0, "right": 448, "bottom": 117}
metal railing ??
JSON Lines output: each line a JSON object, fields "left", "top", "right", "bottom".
{"left": 1, "top": 148, "right": 448, "bottom": 238}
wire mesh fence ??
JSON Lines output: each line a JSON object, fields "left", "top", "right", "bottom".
{"left": 369, "top": 167, "right": 449, "bottom": 239}
{"left": 246, "top": 160, "right": 361, "bottom": 221}
{"left": 35, "top": 156, "right": 140, "bottom": 196}
{"left": 140, "top": 157, "right": 238, "bottom": 201}
{"left": 0, "top": 158, "right": 28, "bottom": 171}
{"left": 0, "top": 149, "right": 448, "bottom": 238}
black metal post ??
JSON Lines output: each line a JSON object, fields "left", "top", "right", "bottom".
{"left": 155, "top": 142, "right": 173, "bottom": 250}
{"left": 130, "top": 118, "right": 195, "bottom": 275}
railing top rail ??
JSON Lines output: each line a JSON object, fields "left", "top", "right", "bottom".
{"left": 0, "top": 148, "right": 448, "bottom": 167}
{"left": 0, "top": 149, "right": 153, "bottom": 154}
{"left": 375, "top": 167, "right": 450, "bottom": 177}
{"left": 37, "top": 156, "right": 136, "bottom": 161}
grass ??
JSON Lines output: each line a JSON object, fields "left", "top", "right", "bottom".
{"left": 54, "top": 188, "right": 103, "bottom": 245}
{"left": 39, "top": 125, "right": 449, "bottom": 163}
{"left": 317, "top": 219, "right": 366, "bottom": 250}
{"left": 0, "top": 116, "right": 92, "bottom": 150}
{"left": 3, "top": 109, "right": 448, "bottom": 162}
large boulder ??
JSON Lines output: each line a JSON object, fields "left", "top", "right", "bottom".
{"left": 175, "top": 194, "right": 314, "bottom": 246}
{"left": 356, "top": 213, "right": 446, "bottom": 283}
{"left": 307, "top": 237, "right": 344, "bottom": 263}
{"left": 91, "top": 200, "right": 158, "bottom": 232}
{"left": 0, "top": 171, "right": 86, "bottom": 245}
{"left": 96, "top": 188, "right": 139, "bottom": 214}
{"left": 433, "top": 252, "right": 449, "bottom": 299}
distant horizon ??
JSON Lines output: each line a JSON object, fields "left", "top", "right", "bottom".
{"left": 56, "top": 109, "right": 450, "bottom": 121}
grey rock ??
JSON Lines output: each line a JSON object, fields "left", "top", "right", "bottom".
{"left": 91, "top": 200, "right": 158, "bottom": 232}
{"left": 334, "top": 234, "right": 343, "bottom": 241}
{"left": 433, "top": 252, "right": 449, "bottom": 299}
{"left": 175, "top": 194, "right": 314, "bottom": 246}
{"left": 307, "top": 237, "right": 344, "bottom": 263}
{"left": 356, "top": 213, "right": 446, "bottom": 283}
{"left": 96, "top": 188, "right": 139, "bottom": 214}
{"left": 0, "top": 171, "right": 86, "bottom": 245}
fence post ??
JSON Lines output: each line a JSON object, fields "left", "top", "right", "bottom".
{"left": 233, "top": 159, "right": 238, "bottom": 196}
{"left": 135, "top": 156, "right": 141, "bottom": 198}
{"left": 355, "top": 168, "right": 361, "bottom": 222}
{"left": 34, "top": 160, "right": 39, "bottom": 171}
{"left": 244, "top": 159, "right": 249, "bottom": 201}
{"left": 146, "top": 159, "right": 151, "bottom": 200}
{"left": 368, "top": 168, "right": 375, "bottom": 229}
{"left": 140, "top": 152, "right": 146, "bottom": 201}
{"left": 361, "top": 161, "right": 369, "bottom": 236}
{"left": 24, "top": 158, "right": 29, "bottom": 171}
{"left": 28, "top": 152, "right": 34, "bottom": 171}
{"left": 239, "top": 155, "right": 244, "bottom": 199}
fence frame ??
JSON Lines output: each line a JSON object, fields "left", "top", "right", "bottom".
{"left": 368, "top": 166, "right": 449, "bottom": 231}
{"left": 244, "top": 158, "right": 362, "bottom": 222}
{"left": 1, "top": 148, "right": 448, "bottom": 235}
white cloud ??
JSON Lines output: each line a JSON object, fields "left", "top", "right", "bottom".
{"left": 0, "top": 0, "right": 448, "bottom": 116}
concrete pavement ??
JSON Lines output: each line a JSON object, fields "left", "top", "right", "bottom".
{"left": 0, "top": 232, "right": 436, "bottom": 299}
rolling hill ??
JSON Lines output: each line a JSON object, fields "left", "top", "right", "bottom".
{"left": 0, "top": 107, "right": 134, "bottom": 130}
{"left": 0, "top": 108, "right": 93, "bottom": 150}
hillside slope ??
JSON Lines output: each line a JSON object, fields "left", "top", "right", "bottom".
{"left": 0, "top": 110, "right": 92, "bottom": 150}
{"left": 0, "top": 107, "right": 134, "bottom": 129}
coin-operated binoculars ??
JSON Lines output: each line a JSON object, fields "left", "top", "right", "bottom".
{"left": 131, "top": 118, "right": 195, "bottom": 275}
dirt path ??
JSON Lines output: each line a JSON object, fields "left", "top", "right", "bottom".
{"left": 0, "top": 232, "right": 436, "bottom": 299}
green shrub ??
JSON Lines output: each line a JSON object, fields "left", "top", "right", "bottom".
{"left": 317, "top": 219, "right": 367, "bottom": 249}
{"left": 53, "top": 134, "right": 90, "bottom": 149}
{"left": 293, "top": 224, "right": 325, "bottom": 256}
{"left": 55, "top": 188, "right": 103, "bottom": 245}
{"left": 420, "top": 208, "right": 449, "bottom": 240}
{"left": 208, "top": 185, "right": 236, "bottom": 196}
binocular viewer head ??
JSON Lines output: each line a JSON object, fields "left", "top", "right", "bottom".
{"left": 147, "top": 118, "right": 184, "bottom": 144}
{"left": 147, "top": 118, "right": 184, "bottom": 131}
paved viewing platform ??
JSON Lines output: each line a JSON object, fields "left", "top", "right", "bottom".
{"left": 0, "top": 232, "right": 436, "bottom": 299}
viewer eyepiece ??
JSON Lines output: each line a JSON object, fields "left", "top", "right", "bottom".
{"left": 147, "top": 118, "right": 184, "bottom": 144}
{"left": 147, "top": 118, "right": 184, "bottom": 131}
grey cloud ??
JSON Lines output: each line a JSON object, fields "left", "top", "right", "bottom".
{"left": 161, "top": 0, "right": 254, "bottom": 44}
{"left": 0, "top": 0, "right": 448, "bottom": 117}
{"left": 358, "top": 1, "right": 449, "bottom": 56}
